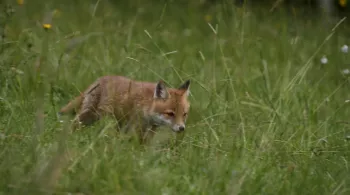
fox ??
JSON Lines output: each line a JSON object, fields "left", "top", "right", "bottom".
{"left": 58, "top": 75, "right": 191, "bottom": 144}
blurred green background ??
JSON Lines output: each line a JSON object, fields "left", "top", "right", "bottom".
{"left": 1, "top": 0, "right": 350, "bottom": 194}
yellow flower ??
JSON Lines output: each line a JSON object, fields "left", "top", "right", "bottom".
{"left": 17, "top": 0, "right": 24, "bottom": 5}
{"left": 42, "top": 10, "right": 55, "bottom": 30}
{"left": 205, "top": 14, "right": 212, "bottom": 23}
{"left": 292, "top": 7, "right": 297, "bottom": 17}
{"left": 339, "top": 0, "right": 347, "bottom": 7}
{"left": 43, "top": 23, "right": 52, "bottom": 30}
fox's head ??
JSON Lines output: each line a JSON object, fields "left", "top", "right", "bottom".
{"left": 150, "top": 80, "right": 191, "bottom": 132}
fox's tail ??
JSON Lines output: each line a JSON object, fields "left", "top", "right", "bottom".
{"left": 58, "top": 95, "right": 83, "bottom": 115}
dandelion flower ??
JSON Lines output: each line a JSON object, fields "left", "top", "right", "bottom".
{"left": 43, "top": 23, "right": 52, "bottom": 30}
{"left": 339, "top": 0, "right": 347, "bottom": 7}
{"left": 341, "top": 45, "right": 348, "bottom": 53}
{"left": 205, "top": 14, "right": 212, "bottom": 23}
{"left": 320, "top": 56, "right": 328, "bottom": 64}
{"left": 42, "top": 10, "right": 55, "bottom": 30}
{"left": 17, "top": 0, "right": 24, "bottom": 5}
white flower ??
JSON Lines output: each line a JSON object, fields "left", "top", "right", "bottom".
{"left": 183, "top": 28, "right": 192, "bottom": 37}
{"left": 219, "top": 38, "right": 227, "bottom": 45}
{"left": 137, "top": 7, "right": 145, "bottom": 14}
{"left": 341, "top": 45, "right": 348, "bottom": 53}
{"left": 345, "top": 100, "right": 350, "bottom": 103}
{"left": 320, "top": 56, "right": 328, "bottom": 64}
{"left": 342, "top": 69, "right": 350, "bottom": 75}
{"left": 11, "top": 67, "right": 24, "bottom": 75}
{"left": 346, "top": 135, "right": 350, "bottom": 141}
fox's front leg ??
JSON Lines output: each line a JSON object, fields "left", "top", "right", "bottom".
{"left": 175, "top": 131, "right": 185, "bottom": 144}
{"left": 71, "top": 107, "right": 99, "bottom": 131}
{"left": 139, "top": 125, "right": 157, "bottom": 145}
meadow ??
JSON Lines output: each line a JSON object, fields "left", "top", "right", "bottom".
{"left": 1, "top": 0, "right": 350, "bottom": 194}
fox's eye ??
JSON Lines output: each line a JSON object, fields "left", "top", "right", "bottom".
{"left": 165, "top": 112, "right": 175, "bottom": 117}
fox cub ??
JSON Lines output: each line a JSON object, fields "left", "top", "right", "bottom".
{"left": 59, "top": 76, "right": 191, "bottom": 144}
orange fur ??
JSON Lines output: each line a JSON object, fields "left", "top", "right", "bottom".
{"left": 59, "top": 75, "right": 191, "bottom": 144}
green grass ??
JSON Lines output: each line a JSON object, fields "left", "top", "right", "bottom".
{"left": 1, "top": 0, "right": 350, "bottom": 194}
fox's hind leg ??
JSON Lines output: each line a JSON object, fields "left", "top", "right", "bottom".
{"left": 71, "top": 82, "right": 101, "bottom": 130}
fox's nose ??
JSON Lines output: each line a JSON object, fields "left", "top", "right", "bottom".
{"left": 178, "top": 125, "right": 185, "bottom": 132}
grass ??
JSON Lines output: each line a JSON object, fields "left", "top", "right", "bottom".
{"left": 1, "top": 0, "right": 350, "bottom": 194}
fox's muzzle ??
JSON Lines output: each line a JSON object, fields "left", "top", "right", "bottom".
{"left": 172, "top": 124, "right": 185, "bottom": 132}
{"left": 178, "top": 125, "right": 185, "bottom": 132}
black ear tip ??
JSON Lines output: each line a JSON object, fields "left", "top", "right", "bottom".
{"left": 156, "top": 80, "right": 165, "bottom": 86}
{"left": 179, "top": 79, "right": 191, "bottom": 90}
{"left": 184, "top": 80, "right": 191, "bottom": 87}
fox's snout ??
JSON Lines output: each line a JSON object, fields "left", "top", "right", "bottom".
{"left": 172, "top": 124, "right": 185, "bottom": 132}
{"left": 179, "top": 125, "right": 185, "bottom": 131}
{"left": 150, "top": 114, "right": 186, "bottom": 132}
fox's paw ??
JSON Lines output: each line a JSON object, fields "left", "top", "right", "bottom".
{"left": 57, "top": 112, "right": 64, "bottom": 122}
{"left": 70, "top": 120, "right": 84, "bottom": 131}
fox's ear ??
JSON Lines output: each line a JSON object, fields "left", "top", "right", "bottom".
{"left": 178, "top": 80, "right": 190, "bottom": 96}
{"left": 154, "top": 80, "right": 169, "bottom": 99}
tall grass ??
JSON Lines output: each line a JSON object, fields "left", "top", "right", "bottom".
{"left": 1, "top": 0, "right": 350, "bottom": 194}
